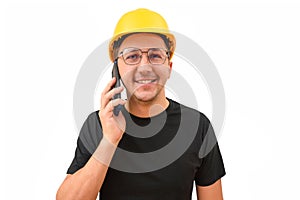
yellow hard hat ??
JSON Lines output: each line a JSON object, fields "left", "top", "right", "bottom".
{"left": 109, "top": 8, "right": 176, "bottom": 61}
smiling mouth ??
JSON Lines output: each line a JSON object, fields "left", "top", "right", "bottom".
{"left": 135, "top": 79, "right": 157, "bottom": 84}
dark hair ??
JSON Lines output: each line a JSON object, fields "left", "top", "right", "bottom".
{"left": 112, "top": 33, "right": 171, "bottom": 60}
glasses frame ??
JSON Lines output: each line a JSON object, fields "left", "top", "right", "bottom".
{"left": 117, "top": 47, "right": 170, "bottom": 65}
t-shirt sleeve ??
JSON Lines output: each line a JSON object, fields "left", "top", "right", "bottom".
{"left": 194, "top": 114, "right": 226, "bottom": 186}
{"left": 67, "top": 137, "right": 92, "bottom": 174}
{"left": 67, "top": 111, "right": 103, "bottom": 174}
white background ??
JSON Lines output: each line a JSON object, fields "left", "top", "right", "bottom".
{"left": 2, "top": 0, "right": 300, "bottom": 199}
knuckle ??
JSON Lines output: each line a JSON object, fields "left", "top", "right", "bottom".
{"left": 110, "top": 100, "right": 115, "bottom": 107}
{"left": 104, "top": 91, "right": 111, "bottom": 99}
{"left": 112, "top": 87, "right": 118, "bottom": 94}
{"left": 104, "top": 93, "right": 111, "bottom": 100}
{"left": 109, "top": 88, "right": 115, "bottom": 96}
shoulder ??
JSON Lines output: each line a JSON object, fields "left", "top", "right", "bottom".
{"left": 80, "top": 110, "right": 102, "bottom": 129}
{"left": 78, "top": 110, "right": 103, "bottom": 154}
{"left": 168, "top": 98, "right": 211, "bottom": 126}
{"left": 86, "top": 110, "right": 100, "bottom": 122}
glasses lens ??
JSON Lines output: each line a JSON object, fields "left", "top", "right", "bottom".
{"left": 122, "top": 49, "right": 141, "bottom": 65}
{"left": 148, "top": 49, "right": 167, "bottom": 64}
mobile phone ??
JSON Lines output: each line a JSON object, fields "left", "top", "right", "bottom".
{"left": 111, "top": 60, "right": 122, "bottom": 116}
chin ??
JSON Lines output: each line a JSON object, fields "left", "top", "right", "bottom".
{"left": 127, "top": 85, "right": 164, "bottom": 103}
{"left": 131, "top": 91, "right": 158, "bottom": 103}
{"left": 135, "top": 95, "right": 156, "bottom": 102}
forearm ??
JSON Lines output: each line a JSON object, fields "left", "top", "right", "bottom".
{"left": 57, "top": 77, "right": 126, "bottom": 200}
{"left": 56, "top": 138, "right": 117, "bottom": 200}
{"left": 196, "top": 179, "right": 224, "bottom": 200}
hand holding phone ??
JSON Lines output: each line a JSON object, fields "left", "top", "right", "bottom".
{"left": 98, "top": 65, "right": 126, "bottom": 146}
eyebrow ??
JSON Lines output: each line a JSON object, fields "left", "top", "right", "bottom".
{"left": 120, "top": 47, "right": 167, "bottom": 52}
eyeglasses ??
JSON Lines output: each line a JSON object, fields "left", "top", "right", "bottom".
{"left": 117, "top": 47, "right": 170, "bottom": 65}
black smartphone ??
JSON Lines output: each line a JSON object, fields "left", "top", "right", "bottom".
{"left": 111, "top": 60, "right": 122, "bottom": 116}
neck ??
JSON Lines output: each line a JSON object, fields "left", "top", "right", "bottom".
{"left": 125, "top": 96, "right": 169, "bottom": 118}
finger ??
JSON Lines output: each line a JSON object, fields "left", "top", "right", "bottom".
{"left": 101, "top": 86, "right": 124, "bottom": 110}
{"left": 104, "top": 86, "right": 124, "bottom": 101}
{"left": 103, "top": 77, "right": 116, "bottom": 94}
{"left": 102, "top": 99, "right": 126, "bottom": 116}
{"left": 100, "top": 78, "right": 116, "bottom": 109}
{"left": 108, "top": 98, "right": 126, "bottom": 112}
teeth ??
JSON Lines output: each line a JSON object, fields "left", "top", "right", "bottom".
{"left": 137, "top": 80, "right": 154, "bottom": 84}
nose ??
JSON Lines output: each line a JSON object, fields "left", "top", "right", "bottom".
{"left": 139, "top": 52, "right": 150, "bottom": 65}
{"left": 136, "top": 54, "right": 153, "bottom": 74}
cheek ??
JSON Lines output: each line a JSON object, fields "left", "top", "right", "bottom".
{"left": 156, "top": 66, "right": 171, "bottom": 80}
{"left": 119, "top": 67, "right": 135, "bottom": 85}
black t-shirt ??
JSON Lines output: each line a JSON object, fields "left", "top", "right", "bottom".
{"left": 67, "top": 98, "right": 226, "bottom": 200}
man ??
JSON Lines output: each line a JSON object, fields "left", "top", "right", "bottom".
{"left": 57, "top": 8, "right": 226, "bottom": 200}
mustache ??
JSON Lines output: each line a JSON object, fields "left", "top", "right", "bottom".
{"left": 133, "top": 64, "right": 159, "bottom": 80}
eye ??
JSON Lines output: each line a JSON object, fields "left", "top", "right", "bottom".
{"left": 149, "top": 50, "right": 165, "bottom": 61}
{"left": 149, "top": 53, "right": 163, "bottom": 59}
{"left": 126, "top": 54, "right": 138, "bottom": 60}
{"left": 124, "top": 51, "right": 140, "bottom": 61}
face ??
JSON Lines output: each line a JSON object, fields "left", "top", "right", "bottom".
{"left": 117, "top": 33, "right": 172, "bottom": 103}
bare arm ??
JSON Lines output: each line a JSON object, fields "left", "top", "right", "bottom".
{"left": 56, "top": 78, "right": 126, "bottom": 200}
{"left": 196, "top": 179, "right": 224, "bottom": 200}
{"left": 56, "top": 141, "right": 115, "bottom": 200}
